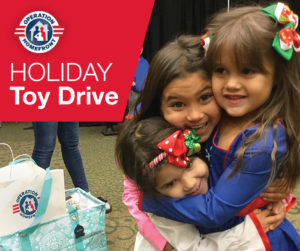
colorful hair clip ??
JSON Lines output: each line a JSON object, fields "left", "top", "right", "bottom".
{"left": 148, "top": 129, "right": 201, "bottom": 169}
{"left": 200, "top": 32, "right": 212, "bottom": 52}
{"left": 262, "top": 3, "right": 300, "bottom": 60}
{"left": 184, "top": 129, "right": 201, "bottom": 156}
{"left": 148, "top": 152, "right": 167, "bottom": 169}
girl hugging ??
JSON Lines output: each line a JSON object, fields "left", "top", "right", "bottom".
{"left": 117, "top": 117, "right": 273, "bottom": 250}
{"left": 117, "top": 2, "right": 300, "bottom": 250}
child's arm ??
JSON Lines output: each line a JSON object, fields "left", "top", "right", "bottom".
{"left": 261, "top": 174, "right": 291, "bottom": 202}
{"left": 140, "top": 124, "right": 287, "bottom": 231}
{"left": 141, "top": 151, "right": 273, "bottom": 229}
{"left": 148, "top": 213, "right": 268, "bottom": 251}
{"left": 123, "top": 176, "right": 168, "bottom": 251}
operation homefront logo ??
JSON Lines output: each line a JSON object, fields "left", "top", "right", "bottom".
{"left": 12, "top": 190, "right": 40, "bottom": 219}
{"left": 14, "top": 11, "right": 64, "bottom": 53}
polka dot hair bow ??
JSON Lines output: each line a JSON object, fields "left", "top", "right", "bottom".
{"left": 262, "top": 2, "right": 300, "bottom": 60}
{"left": 148, "top": 129, "right": 201, "bottom": 169}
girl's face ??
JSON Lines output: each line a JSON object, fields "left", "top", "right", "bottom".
{"left": 155, "top": 157, "right": 209, "bottom": 198}
{"left": 161, "top": 72, "right": 221, "bottom": 142}
{"left": 212, "top": 50, "right": 274, "bottom": 121}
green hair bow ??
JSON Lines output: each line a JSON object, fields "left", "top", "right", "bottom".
{"left": 262, "top": 2, "right": 300, "bottom": 60}
{"left": 184, "top": 129, "right": 201, "bottom": 157}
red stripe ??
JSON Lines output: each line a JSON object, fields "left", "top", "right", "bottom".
{"left": 249, "top": 211, "right": 271, "bottom": 251}
{"left": 13, "top": 210, "right": 20, "bottom": 214}
{"left": 13, "top": 204, "right": 19, "bottom": 208}
{"left": 212, "top": 127, "right": 232, "bottom": 171}
{"left": 212, "top": 127, "right": 222, "bottom": 149}
{"left": 275, "top": 118, "right": 284, "bottom": 126}
{"left": 236, "top": 196, "right": 267, "bottom": 216}
{"left": 138, "top": 191, "right": 143, "bottom": 211}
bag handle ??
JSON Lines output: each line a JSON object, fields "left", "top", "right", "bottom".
{"left": 0, "top": 143, "right": 14, "bottom": 163}
{"left": 18, "top": 167, "right": 53, "bottom": 250}
{"left": 67, "top": 204, "right": 85, "bottom": 251}
{"left": 8, "top": 157, "right": 37, "bottom": 166}
{"left": 1, "top": 143, "right": 37, "bottom": 179}
{"left": 0, "top": 143, "right": 32, "bottom": 163}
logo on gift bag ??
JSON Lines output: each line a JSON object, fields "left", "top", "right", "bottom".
{"left": 14, "top": 11, "right": 64, "bottom": 53}
{"left": 13, "top": 190, "right": 40, "bottom": 219}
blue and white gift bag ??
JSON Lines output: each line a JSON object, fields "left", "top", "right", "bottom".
{"left": 0, "top": 145, "right": 108, "bottom": 250}
{"left": 0, "top": 189, "right": 108, "bottom": 251}
{"left": 0, "top": 158, "right": 66, "bottom": 236}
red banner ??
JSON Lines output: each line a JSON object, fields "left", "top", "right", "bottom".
{"left": 0, "top": 0, "right": 154, "bottom": 121}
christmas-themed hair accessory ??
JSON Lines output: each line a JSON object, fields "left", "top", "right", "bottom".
{"left": 262, "top": 2, "right": 300, "bottom": 60}
{"left": 148, "top": 129, "right": 201, "bottom": 169}
{"left": 148, "top": 152, "right": 168, "bottom": 169}
{"left": 200, "top": 32, "right": 212, "bottom": 52}
{"left": 184, "top": 129, "right": 201, "bottom": 156}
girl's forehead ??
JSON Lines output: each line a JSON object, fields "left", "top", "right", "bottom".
{"left": 211, "top": 43, "right": 269, "bottom": 70}
{"left": 163, "top": 73, "right": 211, "bottom": 95}
{"left": 215, "top": 43, "right": 244, "bottom": 60}
{"left": 156, "top": 163, "right": 183, "bottom": 183}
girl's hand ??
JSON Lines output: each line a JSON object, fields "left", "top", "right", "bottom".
{"left": 260, "top": 175, "right": 291, "bottom": 202}
{"left": 163, "top": 242, "right": 174, "bottom": 251}
{"left": 253, "top": 208, "right": 284, "bottom": 232}
{"left": 266, "top": 201, "right": 286, "bottom": 230}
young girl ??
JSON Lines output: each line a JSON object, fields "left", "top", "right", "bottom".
{"left": 121, "top": 35, "right": 288, "bottom": 250}
{"left": 140, "top": 3, "right": 300, "bottom": 250}
{"left": 117, "top": 116, "right": 273, "bottom": 250}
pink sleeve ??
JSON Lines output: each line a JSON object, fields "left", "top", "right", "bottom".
{"left": 282, "top": 193, "right": 297, "bottom": 212}
{"left": 123, "top": 176, "right": 167, "bottom": 251}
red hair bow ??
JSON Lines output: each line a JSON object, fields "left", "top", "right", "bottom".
{"left": 148, "top": 129, "right": 201, "bottom": 169}
{"left": 156, "top": 130, "right": 191, "bottom": 168}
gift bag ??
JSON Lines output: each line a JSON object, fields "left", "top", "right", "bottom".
{"left": 0, "top": 188, "right": 108, "bottom": 251}
{"left": 0, "top": 153, "right": 66, "bottom": 236}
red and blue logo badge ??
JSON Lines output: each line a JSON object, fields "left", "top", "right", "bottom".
{"left": 13, "top": 190, "right": 40, "bottom": 219}
{"left": 14, "top": 11, "right": 64, "bottom": 53}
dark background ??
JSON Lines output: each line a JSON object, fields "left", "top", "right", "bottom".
{"left": 88, "top": 0, "right": 300, "bottom": 126}
{"left": 142, "top": 0, "right": 300, "bottom": 61}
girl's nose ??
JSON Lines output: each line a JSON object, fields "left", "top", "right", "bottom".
{"left": 186, "top": 104, "right": 205, "bottom": 122}
{"left": 224, "top": 76, "right": 241, "bottom": 90}
{"left": 182, "top": 175, "right": 196, "bottom": 192}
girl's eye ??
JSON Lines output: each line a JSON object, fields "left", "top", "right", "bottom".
{"left": 170, "top": 102, "right": 184, "bottom": 108}
{"left": 200, "top": 93, "right": 213, "bottom": 102}
{"left": 241, "top": 68, "right": 255, "bottom": 75}
{"left": 214, "top": 67, "right": 226, "bottom": 74}
{"left": 165, "top": 180, "right": 176, "bottom": 188}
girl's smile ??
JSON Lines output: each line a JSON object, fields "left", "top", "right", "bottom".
{"left": 212, "top": 50, "right": 274, "bottom": 122}
{"left": 155, "top": 157, "right": 209, "bottom": 198}
{"left": 161, "top": 72, "right": 221, "bottom": 142}
{"left": 224, "top": 95, "right": 246, "bottom": 105}
{"left": 187, "top": 179, "right": 204, "bottom": 196}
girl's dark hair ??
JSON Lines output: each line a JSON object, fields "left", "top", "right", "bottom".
{"left": 116, "top": 35, "right": 207, "bottom": 195}
{"left": 115, "top": 117, "right": 177, "bottom": 196}
{"left": 133, "top": 35, "right": 208, "bottom": 122}
{"left": 205, "top": 6, "right": 300, "bottom": 188}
